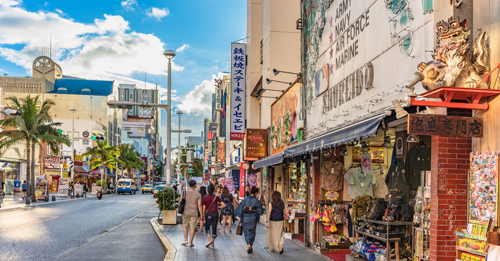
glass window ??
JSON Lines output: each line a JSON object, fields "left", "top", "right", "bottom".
{"left": 130, "top": 94, "right": 133, "bottom": 99}
{"left": 125, "top": 127, "right": 131, "bottom": 131}
{"left": 138, "top": 128, "right": 144, "bottom": 133}
{"left": 67, "top": 131, "right": 79, "bottom": 138}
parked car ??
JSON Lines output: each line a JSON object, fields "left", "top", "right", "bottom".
{"left": 153, "top": 185, "right": 166, "bottom": 198}
{"left": 142, "top": 184, "right": 153, "bottom": 194}
{"left": 117, "top": 179, "right": 137, "bottom": 195}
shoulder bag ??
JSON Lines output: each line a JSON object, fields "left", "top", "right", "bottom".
{"left": 205, "top": 195, "right": 218, "bottom": 215}
{"left": 177, "top": 191, "right": 186, "bottom": 214}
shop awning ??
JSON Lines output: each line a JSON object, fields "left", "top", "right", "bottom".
{"left": 252, "top": 152, "right": 284, "bottom": 169}
{"left": 74, "top": 166, "right": 87, "bottom": 175}
{"left": 284, "top": 114, "right": 385, "bottom": 157}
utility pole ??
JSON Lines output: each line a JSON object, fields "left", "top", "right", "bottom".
{"left": 163, "top": 50, "right": 176, "bottom": 186}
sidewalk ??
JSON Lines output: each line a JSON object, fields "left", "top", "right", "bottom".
{"left": 0, "top": 194, "right": 83, "bottom": 210}
{"left": 159, "top": 220, "right": 330, "bottom": 261}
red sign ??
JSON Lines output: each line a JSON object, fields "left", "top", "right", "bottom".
{"left": 82, "top": 131, "right": 89, "bottom": 138}
{"left": 217, "top": 138, "right": 225, "bottom": 163}
{"left": 245, "top": 129, "right": 267, "bottom": 159}
{"left": 231, "top": 133, "right": 244, "bottom": 140}
{"left": 240, "top": 162, "right": 245, "bottom": 199}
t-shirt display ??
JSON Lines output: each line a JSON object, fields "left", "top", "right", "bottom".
{"left": 405, "top": 144, "right": 431, "bottom": 190}
{"left": 372, "top": 167, "right": 389, "bottom": 199}
{"left": 321, "top": 161, "right": 346, "bottom": 191}
{"left": 344, "top": 167, "right": 376, "bottom": 199}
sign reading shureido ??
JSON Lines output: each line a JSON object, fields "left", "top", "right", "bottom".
{"left": 230, "top": 43, "right": 246, "bottom": 140}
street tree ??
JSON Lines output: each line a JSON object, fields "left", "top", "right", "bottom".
{"left": 117, "top": 143, "right": 145, "bottom": 179}
{"left": 82, "top": 133, "right": 120, "bottom": 190}
{"left": 0, "top": 95, "right": 70, "bottom": 201}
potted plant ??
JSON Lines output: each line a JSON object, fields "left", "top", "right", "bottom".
{"left": 156, "top": 188, "right": 179, "bottom": 225}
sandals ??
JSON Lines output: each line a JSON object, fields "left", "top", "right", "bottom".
{"left": 247, "top": 247, "right": 253, "bottom": 253}
{"left": 279, "top": 245, "right": 284, "bottom": 254}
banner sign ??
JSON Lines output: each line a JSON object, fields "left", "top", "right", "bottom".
{"left": 247, "top": 174, "right": 258, "bottom": 188}
{"left": 408, "top": 114, "right": 483, "bottom": 137}
{"left": 217, "top": 137, "right": 225, "bottom": 163}
{"left": 270, "top": 82, "right": 300, "bottom": 154}
{"left": 245, "top": 129, "right": 267, "bottom": 159}
{"left": 230, "top": 43, "right": 246, "bottom": 140}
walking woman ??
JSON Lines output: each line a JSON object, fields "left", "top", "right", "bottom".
{"left": 235, "top": 186, "right": 263, "bottom": 253}
{"left": 198, "top": 186, "right": 207, "bottom": 232}
{"left": 215, "top": 186, "right": 223, "bottom": 230}
{"left": 266, "top": 191, "right": 289, "bottom": 253}
{"left": 220, "top": 186, "right": 234, "bottom": 233}
{"left": 202, "top": 184, "right": 225, "bottom": 247}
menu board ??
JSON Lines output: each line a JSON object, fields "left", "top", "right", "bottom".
{"left": 469, "top": 151, "right": 499, "bottom": 226}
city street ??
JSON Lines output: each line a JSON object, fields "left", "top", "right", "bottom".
{"left": 0, "top": 193, "right": 165, "bottom": 261}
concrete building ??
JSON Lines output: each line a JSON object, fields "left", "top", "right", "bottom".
{"left": 0, "top": 56, "right": 120, "bottom": 191}
{"left": 118, "top": 83, "right": 160, "bottom": 182}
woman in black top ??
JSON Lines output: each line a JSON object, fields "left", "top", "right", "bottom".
{"left": 266, "top": 191, "right": 289, "bottom": 254}
{"left": 198, "top": 186, "right": 207, "bottom": 232}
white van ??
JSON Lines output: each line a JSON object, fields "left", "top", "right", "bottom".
{"left": 117, "top": 179, "right": 137, "bottom": 195}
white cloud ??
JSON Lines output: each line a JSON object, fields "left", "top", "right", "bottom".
{"left": 55, "top": 8, "right": 63, "bottom": 14}
{"left": 175, "top": 44, "right": 189, "bottom": 53}
{"left": 176, "top": 72, "right": 224, "bottom": 117}
{"left": 146, "top": 7, "right": 169, "bottom": 21}
{"left": 0, "top": 3, "right": 184, "bottom": 86}
{"left": 120, "top": 0, "right": 137, "bottom": 11}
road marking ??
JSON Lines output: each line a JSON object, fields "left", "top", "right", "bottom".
{"left": 53, "top": 205, "right": 157, "bottom": 261}
{"left": 127, "top": 195, "right": 149, "bottom": 201}
{"left": 0, "top": 216, "right": 60, "bottom": 233}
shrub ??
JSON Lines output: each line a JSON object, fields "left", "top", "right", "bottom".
{"left": 156, "top": 188, "right": 179, "bottom": 211}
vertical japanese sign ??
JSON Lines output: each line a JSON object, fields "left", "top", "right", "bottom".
{"left": 230, "top": 43, "right": 246, "bottom": 140}
{"left": 215, "top": 87, "right": 222, "bottom": 111}
{"left": 217, "top": 137, "right": 225, "bottom": 163}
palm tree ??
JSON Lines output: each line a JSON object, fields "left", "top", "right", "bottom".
{"left": 0, "top": 95, "right": 70, "bottom": 201}
{"left": 82, "top": 133, "right": 120, "bottom": 191}
{"left": 117, "top": 144, "right": 145, "bottom": 179}
{"left": 175, "top": 143, "right": 203, "bottom": 179}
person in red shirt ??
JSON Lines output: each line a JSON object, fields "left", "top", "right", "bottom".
{"left": 202, "top": 184, "right": 226, "bottom": 247}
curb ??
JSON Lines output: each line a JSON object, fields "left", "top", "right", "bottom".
{"left": 150, "top": 218, "right": 176, "bottom": 261}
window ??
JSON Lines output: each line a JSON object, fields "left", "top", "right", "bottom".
{"left": 120, "top": 94, "right": 124, "bottom": 100}
{"left": 67, "top": 131, "right": 79, "bottom": 138}
{"left": 138, "top": 128, "right": 144, "bottom": 133}
{"left": 47, "top": 145, "right": 51, "bottom": 156}
{"left": 130, "top": 94, "right": 133, "bottom": 99}
{"left": 125, "top": 127, "right": 131, "bottom": 131}
{"left": 260, "top": 39, "right": 263, "bottom": 64}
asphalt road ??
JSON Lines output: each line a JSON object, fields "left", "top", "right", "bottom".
{"left": 0, "top": 191, "right": 165, "bottom": 261}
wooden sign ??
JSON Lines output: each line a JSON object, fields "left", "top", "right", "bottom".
{"left": 408, "top": 114, "right": 483, "bottom": 137}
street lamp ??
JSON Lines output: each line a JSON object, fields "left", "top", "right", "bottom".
{"left": 164, "top": 49, "right": 175, "bottom": 186}
{"left": 115, "top": 133, "right": 120, "bottom": 193}
{"left": 176, "top": 111, "right": 183, "bottom": 185}
{"left": 70, "top": 108, "right": 76, "bottom": 181}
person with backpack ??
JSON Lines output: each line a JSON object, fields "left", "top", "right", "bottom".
{"left": 220, "top": 186, "right": 234, "bottom": 233}
{"left": 202, "top": 184, "right": 226, "bottom": 248}
{"left": 180, "top": 180, "right": 202, "bottom": 247}
{"left": 235, "top": 186, "right": 263, "bottom": 253}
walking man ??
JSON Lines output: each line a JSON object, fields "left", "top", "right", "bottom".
{"left": 181, "top": 180, "right": 202, "bottom": 247}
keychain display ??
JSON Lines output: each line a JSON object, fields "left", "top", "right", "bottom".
{"left": 469, "top": 151, "right": 498, "bottom": 226}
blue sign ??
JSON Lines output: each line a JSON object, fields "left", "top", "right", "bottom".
{"left": 13, "top": 180, "right": 21, "bottom": 189}
{"left": 232, "top": 170, "right": 240, "bottom": 191}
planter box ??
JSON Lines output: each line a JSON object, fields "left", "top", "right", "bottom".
{"left": 162, "top": 210, "right": 177, "bottom": 225}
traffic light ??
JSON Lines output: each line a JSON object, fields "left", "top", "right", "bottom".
{"left": 188, "top": 163, "right": 193, "bottom": 173}
{"left": 187, "top": 151, "right": 194, "bottom": 163}
{"left": 91, "top": 135, "right": 105, "bottom": 140}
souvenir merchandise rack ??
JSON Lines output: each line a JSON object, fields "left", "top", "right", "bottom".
{"left": 285, "top": 162, "right": 307, "bottom": 236}
{"left": 413, "top": 183, "right": 431, "bottom": 260}
{"left": 354, "top": 218, "right": 412, "bottom": 261}
{"left": 313, "top": 200, "right": 352, "bottom": 249}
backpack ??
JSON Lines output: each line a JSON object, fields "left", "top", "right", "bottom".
{"left": 364, "top": 199, "right": 387, "bottom": 220}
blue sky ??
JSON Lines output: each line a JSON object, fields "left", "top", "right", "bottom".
{"left": 0, "top": 0, "right": 246, "bottom": 148}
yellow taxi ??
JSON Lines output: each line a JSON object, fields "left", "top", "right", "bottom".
{"left": 142, "top": 184, "right": 153, "bottom": 194}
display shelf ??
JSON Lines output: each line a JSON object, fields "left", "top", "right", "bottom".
{"left": 355, "top": 229, "right": 402, "bottom": 242}
{"left": 357, "top": 218, "right": 412, "bottom": 226}
{"left": 456, "top": 247, "right": 486, "bottom": 257}
{"left": 455, "top": 232, "right": 487, "bottom": 241}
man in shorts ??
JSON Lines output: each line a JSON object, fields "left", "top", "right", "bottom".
{"left": 182, "top": 180, "right": 202, "bottom": 247}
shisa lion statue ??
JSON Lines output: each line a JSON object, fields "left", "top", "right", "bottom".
{"left": 417, "top": 17, "right": 489, "bottom": 91}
